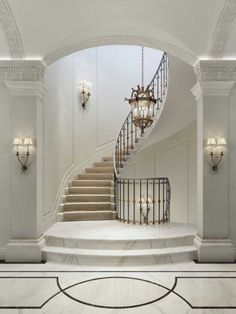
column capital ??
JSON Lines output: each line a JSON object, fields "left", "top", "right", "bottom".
{"left": 194, "top": 59, "right": 236, "bottom": 82}
{"left": 0, "top": 60, "right": 46, "bottom": 82}
{"left": 192, "top": 60, "right": 236, "bottom": 99}
{"left": 4, "top": 80, "right": 48, "bottom": 100}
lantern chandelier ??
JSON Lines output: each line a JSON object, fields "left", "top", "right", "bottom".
{"left": 125, "top": 46, "right": 157, "bottom": 135}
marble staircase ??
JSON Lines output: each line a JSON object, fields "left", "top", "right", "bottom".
{"left": 42, "top": 221, "right": 197, "bottom": 266}
{"left": 58, "top": 156, "right": 117, "bottom": 221}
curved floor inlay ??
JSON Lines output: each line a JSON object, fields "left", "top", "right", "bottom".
{"left": 57, "top": 276, "right": 177, "bottom": 309}
{"left": 1, "top": 273, "right": 236, "bottom": 311}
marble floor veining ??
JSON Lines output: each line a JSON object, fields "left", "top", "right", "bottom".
{"left": 1, "top": 262, "right": 236, "bottom": 313}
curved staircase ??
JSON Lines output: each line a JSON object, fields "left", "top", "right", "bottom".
{"left": 43, "top": 51, "right": 197, "bottom": 265}
{"left": 58, "top": 156, "right": 117, "bottom": 221}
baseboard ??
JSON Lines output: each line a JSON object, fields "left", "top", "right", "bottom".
{"left": 194, "top": 235, "right": 235, "bottom": 263}
{"left": 0, "top": 247, "right": 5, "bottom": 261}
{"left": 5, "top": 236, "right": 45, "bottom": 263}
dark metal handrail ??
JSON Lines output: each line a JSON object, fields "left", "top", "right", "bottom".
{"left": 113, "top": 52, "right": 168, "bottom": 177}
{"left": 115, "top": 177, "right": 171, "bottom": 225}
{"left": 113, "top": 52, "right": 170, "bottom": 225}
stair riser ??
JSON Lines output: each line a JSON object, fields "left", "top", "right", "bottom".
{"left": 68, "top": 187, "right": 114, "bottom": 194}
{"left": 77, "top": 174, "right": 113, "bottom": 180}
{"left": 63, "top": 203, "right": 114, "bottom": 211}
{"left": 94, "top": 162, "right": 113, "bottom": 167}
{"left": 45, "top": 235, "right": 194, "bottom": 250}
{"left": 71, "top": 180, "right": 112, "bottom": 187}
{"left": 103, "top": 157, "right": 113, "bottom": 162}
{"left": 42, "top": 250, "right": 196, "bottom": 266}
{"left": 63, "top": 211, "right": 117, "bottom": 221}
{"left": 86, "top": 168, "right": 114, "bottom": 173}
{"left": 65, "top": 195, "right": 114, "bottom": 202}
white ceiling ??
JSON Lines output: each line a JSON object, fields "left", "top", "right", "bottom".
{"left": 1, "top": 0, "right": 234, "bottom": 63}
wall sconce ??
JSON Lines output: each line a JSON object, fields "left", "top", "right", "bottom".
{"left": 13, "top": 137, "right": 33, "bottom": 173}
{"left": 207, "top": 137, "right": 226, "bottom": 171}
{"left": 79, "top": 80, "right": 92, "bottom": 108}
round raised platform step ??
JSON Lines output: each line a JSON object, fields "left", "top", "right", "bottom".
{"left": 43, "top": 221, "right": 197, "bottom": 266}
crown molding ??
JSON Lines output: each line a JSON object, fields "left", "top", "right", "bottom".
{"left": 210, "top": 0, "right": 236, "bottom": 59}
{"left": 0, "top": 60, "right": 47, "bottom": 81}
{"left": 4, "top": 80, "right": 48, "bottom": 100}
{"left": 0, "top": 0, "right": 24, "bottom": 59}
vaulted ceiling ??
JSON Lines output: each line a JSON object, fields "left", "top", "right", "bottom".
{"left": 0, "top": 0, "right": 236, "bottom": 64}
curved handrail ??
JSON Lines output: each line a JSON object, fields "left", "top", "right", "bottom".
{"left": 113, "top": 52, "right": 169, "bottom": 177}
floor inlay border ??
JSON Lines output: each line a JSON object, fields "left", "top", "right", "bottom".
{"left": 0, "top": 273, "right": 236, "bottom": 310}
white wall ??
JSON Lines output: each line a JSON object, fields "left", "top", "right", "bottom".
{"left": 43, "top": 46, "right": 163, "bottom": 225}
{"left": 0, "top": 83, "right": 10, "bottom": 254}
{"left": 123, "top": 122, "right": 197, "bottom": 224}
{"left": 229, "top": 85, "right": 236, "bottom": 246}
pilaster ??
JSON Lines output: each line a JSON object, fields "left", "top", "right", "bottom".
{"left": 192, "top": 60, "right": 236, "bottom": 262}
{"left": 1, "top": 60, "right": 47, "bottom": 262}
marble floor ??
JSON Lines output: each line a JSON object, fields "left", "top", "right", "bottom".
{"left": 1, "top": 261, "right": 236, "bottom": 313}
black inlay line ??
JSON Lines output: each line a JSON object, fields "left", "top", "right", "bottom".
{"left": 0, "top": 275, "right": 236, "bottom": 310}
{"left": 0, "top": 277, "right": 61, "bottom": 309}
{"left": 1, "top": 270, "right": 236, "bottom": 273}
{"left": 56, "top": 276, "right": 178, "bottom": 309}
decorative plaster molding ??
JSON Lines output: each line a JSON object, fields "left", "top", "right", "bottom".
{"left": 192, "top": 80, "right": 235, "bottom": 98}
{"left": 44, "top": 35, "right": 197, "bottom": 66}
{"left": 0, "top": 60, "right": 46, "bottom": 81}
{"left": 0, "top": 0, "right": 24, "bottom": 59}
{"left": 210, "top": 0, "right": 236, "bottom": 59}
{"left": 194, "top": 60, "right": 236, "bottom": 81}
{"left": 4, "top": 80, "right": 48, "bottom": 100}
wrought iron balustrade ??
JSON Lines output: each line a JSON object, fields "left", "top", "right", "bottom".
{"left": 114, "top": 52, "right": 168, "bottom": 176}
{"left": 113, "top": 52, "right": 170, "bottom": 225}
{"left": 115, "top": 177, "right": 171, "bottom": 225}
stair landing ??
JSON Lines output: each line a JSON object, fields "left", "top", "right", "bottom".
{"left": 43, "top": 221, "right": 197, "bottom": 266}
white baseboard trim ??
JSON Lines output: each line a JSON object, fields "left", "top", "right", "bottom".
{"left": 5, "top": 236, "right": 45, "bottom": 262}
{"left": 0, "top": 247, "right": 5, "bottom": 261}
{"left": 194, "top": 235, "right": 235, "bottom": 262}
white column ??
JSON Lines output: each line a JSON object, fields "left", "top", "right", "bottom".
{"left": 0, "top": 61, "right": 47, "bottom": 262}
{"left": 192, "top": 60, "right": 236, "bottom": 262}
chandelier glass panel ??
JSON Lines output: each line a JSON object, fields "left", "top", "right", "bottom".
{"left": 126, "top": 46, "right": 157, "bottom": 135}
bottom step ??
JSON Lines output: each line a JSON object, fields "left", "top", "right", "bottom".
{"left": 42, "top": 245, "right": 197, "bottom": 266}
{"left": 59, "top": 211, "right": 117, "bottom": 221}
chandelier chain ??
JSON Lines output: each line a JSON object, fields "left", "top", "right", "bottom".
{"left": 142, "top": 46, "right": 144, "bottom": 87}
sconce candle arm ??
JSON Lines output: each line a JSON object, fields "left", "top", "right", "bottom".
{"left": 16, "top": 151, "right": 29, "bottom": 173}
{"left": 210, "top": 151, "right": 224, "bottom": 171}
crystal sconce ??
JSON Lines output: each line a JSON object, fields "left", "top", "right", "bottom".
{"left": 13, "top": 137, "right": 33, "bottom": 173}
{"left": 79, "top": 80, "right": 92, "bottom": 108}
{"left": 207, "top": 137, "right": 226, "bottom": 171}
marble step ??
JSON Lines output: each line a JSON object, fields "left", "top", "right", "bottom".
{"left": 64, "top": 194, "right": 113, "bottom": 203}
{"left": 42, "top": 245, "right": 197, "bottom": 265}
{"left": 94, "top": 162, "right": 113, "bottom": 167}
{"left": 68, "top": 187, "right": 114, "bottom": 194}
{"left": 71, "top": 180, "right": 112, "bottom": 187}
{"left": 45, "top": 234, "right": 195, "bottom": 250}
{"left": 77, "top": 173, "right": 113, "bottom": 180}
{"left": 61, "top": 210, "right": 117, "bottom": 221}
{"left": 86, "top": 167, "right": 114, "bottom": 173}
{"left": 63, "top": 202, "right": 114, "bottom": 211}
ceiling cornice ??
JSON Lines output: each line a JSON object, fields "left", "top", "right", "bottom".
{"left": 0, "top": 0, "right": 24, "bottom": 59}
{"left": 210, "top": 0, "right": 236, "bottom": 59}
